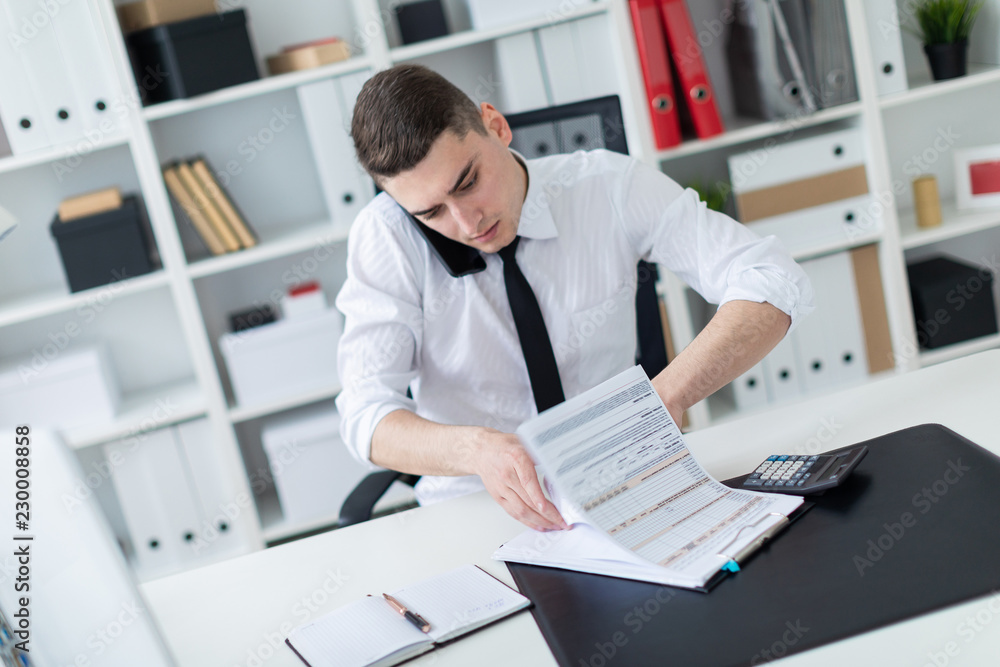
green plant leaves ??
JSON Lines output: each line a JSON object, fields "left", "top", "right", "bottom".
{"left": 910, "top": 0, "right": 984, "bottom": 44}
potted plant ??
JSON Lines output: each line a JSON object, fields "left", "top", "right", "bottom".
{"left": 910, "top": 0, "right": 984, "bottom": 81}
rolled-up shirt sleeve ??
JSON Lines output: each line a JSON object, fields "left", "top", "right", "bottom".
{"left": 335, "top": 208, "right": 424, "bottom": 468}
{"left": 616, "top": 157, "right": 814, "bottom": 331}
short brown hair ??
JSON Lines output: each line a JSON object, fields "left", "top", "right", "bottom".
{"left": 351, "top": 64, "right": 486, "bottom": 182}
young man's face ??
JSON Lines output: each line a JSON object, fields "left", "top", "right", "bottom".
{"left": 381, "top": 103, "right": 527, "bottom": 254}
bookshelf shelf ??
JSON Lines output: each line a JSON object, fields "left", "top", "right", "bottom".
{"left": 228, "top": 382, "right": 343, "bottom": 424}
{"left": 899, "top": 202, "right": 1000, "bottom": 250}
{"left": 0, "top": 134, "right": 131, "bottom": 176}
{"left": 387, "top": 2, "right": 610, "bottom": 62}
{"left": 879, "top": 64, "right": 1000, "bottom": 110}
{"left": 143, "top": 56, "right": 374, "bottom": 122}
{"left": 186, "top": 221, "right": 349, "bottom": 280}
{"left": 919, "top": 334, "right": 1000, "bottom": 367}
{"left": 62, "top": 378, "right": 206, "bottom": 450}
{"left": 654, "top": 103, "right": 863, "bottom": 162}
{"left": 0, "top": 270, "right": 169, "bottom": 329}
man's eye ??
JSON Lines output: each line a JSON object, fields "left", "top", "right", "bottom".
{"left": 462, "top": 175, "right": 477, "bottom": 191}
{"left": 423, "top": 208, "right": 440, "bottom": 220}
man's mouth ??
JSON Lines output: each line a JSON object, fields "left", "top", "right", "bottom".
{"left": 472, "top": 221, "right": 500, "bottom": 242}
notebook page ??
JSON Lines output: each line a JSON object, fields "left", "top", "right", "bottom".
{"left": 390, "top": 564, "right": 530, "bottom": 643}
{"left": 517, "top": 366, "right": 803, "bottom": 586}
{"left": 287, "top": 595, "right": 430, "bottom": 667}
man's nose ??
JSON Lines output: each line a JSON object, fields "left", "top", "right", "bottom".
{"left": 451, "top": 202, "right": 483, "bottom": 235}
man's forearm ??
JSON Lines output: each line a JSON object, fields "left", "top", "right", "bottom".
{"left": 652, "top": 300, "right": 791, "bottom": 422}
{"left": 370, "top": 409, "right": 482, "bottom": 476}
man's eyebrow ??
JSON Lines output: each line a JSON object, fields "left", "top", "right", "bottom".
{"left": 408, "top": 154, "right": 478, "bottom": 218}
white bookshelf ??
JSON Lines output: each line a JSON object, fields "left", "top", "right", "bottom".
{"left": 3, "top": 0, "right": 1000, "bottom": 578}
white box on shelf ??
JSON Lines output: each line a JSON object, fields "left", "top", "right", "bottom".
{"left": 466, "top": 0, "right": 589, "bottom": 30}
{"left": 280, "top": 281, "right": 328, "bottom": 319}
{"left": 261, "top": 405, "right": 390, "bottom": 525}
{"left": 0, "top": 344, "right": 121, "bottom": 430}
{"left": 219, "top": 308, "right": 342, "bottom": 408}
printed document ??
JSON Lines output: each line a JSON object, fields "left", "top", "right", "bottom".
{"left": 494, "top": 366, "right": 803, "bottom": 590}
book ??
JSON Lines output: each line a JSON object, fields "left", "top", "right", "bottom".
{"left": 162, "top": 164, "right": 227, "bottom": 256}
{"left": 175, "top": 161, "right": 241, "bottom": 252}
{"left": 494, "top": 366, "right": 804, "bottom": 591}
{"left": 284, "top": 564, "right": 531, "bottom": 667}
{"left": 190, "top": 157, "right": 258, "bottom": 249}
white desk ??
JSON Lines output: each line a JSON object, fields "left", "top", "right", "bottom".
{"left": 143, "top": 350, "right": 1000, "bottom": 666}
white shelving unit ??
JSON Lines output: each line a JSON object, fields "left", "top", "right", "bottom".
{"left": 2, "top": 0, "right": 999, "bottom": 579}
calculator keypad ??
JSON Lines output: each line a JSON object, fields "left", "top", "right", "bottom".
{"left": 744, "top": 455, "right": 820, "bottom": 489}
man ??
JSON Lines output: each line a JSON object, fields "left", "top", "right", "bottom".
{"left": 336, "top": 65, "right": 813, "bottom": 532}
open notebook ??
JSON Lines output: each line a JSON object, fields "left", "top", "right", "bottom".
{"left": 285, "top": 564, "right": 530, "bottom": 667}
{"left": 494, "top": 366, "right": 805, "bottom": 592}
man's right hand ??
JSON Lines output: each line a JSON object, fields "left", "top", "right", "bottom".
{"left": 468, "top": 427, "right": 569, "bottom": 532}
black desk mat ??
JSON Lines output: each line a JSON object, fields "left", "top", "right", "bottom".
{"left": 508, "top": 424, "right": 1000, "bottom": 666}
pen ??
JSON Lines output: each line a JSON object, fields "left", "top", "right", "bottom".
{"left": 382, "top": 593, "right": 431, "bottom": 633}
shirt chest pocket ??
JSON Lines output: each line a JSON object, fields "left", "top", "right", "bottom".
{"left": 563, "top": 283, "right": 637, "bottom": 390}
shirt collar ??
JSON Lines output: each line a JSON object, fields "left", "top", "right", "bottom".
{"left": 512, "top": 149, "right": 559, "bottom": 241}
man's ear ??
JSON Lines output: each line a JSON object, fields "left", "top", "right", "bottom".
{"left": 480, "top": 102, "right": 513, "bottom": 146}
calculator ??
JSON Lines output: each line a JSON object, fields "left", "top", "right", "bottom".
{"left": 740, "top": 446, "right": 868, "bottom": 495}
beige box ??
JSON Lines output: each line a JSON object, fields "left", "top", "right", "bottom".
{"left": 266, "top": 41, "right": 352, "bottom": 76}
{"left": 116, "top": 0, "right": 217, "bottom": 34}
{"left": 58, "top": 186, "right": 122, "bottom": 222}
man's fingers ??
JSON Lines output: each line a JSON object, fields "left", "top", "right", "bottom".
{"left": 517, "top": 467, "right": 567, "bottom": 529}
{"left": 506, "top": 474, "right": 566, "bottom": 531}
{"left": 495, "top": 493, "right": 553, "bottom": 532}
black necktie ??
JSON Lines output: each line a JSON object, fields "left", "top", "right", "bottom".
{"left": 498, "top": 236, "right": 565, "bottom": 412}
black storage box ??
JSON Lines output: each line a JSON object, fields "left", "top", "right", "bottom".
{"left": 126, "top": 10, "right": 259, "bottom": 105}
{"left": 395, "top": 0, "right": 449, "bottom": 45}
{"left": 50, "top": 196, "right": 160, "bottom": 293}
{"left": 907, "top": 255, "right": 998, "bottom": 349}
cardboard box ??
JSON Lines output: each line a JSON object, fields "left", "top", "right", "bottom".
{"left": 219, "top": 308, "right": 342, "bottom": 408}
{"left": 266, "top": 40, "right": 352, "bottom": 75}
{"left": 0, "top": 345, "right": 121, "bottom": 430}
{"left": 116, "top": 0, "right": 217, "bottom": 34}
{"left": 58, "top": 187, "right": 123, "bottom": 222}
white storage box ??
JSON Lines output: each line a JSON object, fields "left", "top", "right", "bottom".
{"left": 0, "top": 344, "right": 120, "bottom": 430}
{"left": 467, "top": 0, "right": 589, "bottom": 30}
{"left": 219, "top": 308, "right": 342, "bottom": 408}
{"left": 262, "top": 406, "right": 402, "bottom": 525}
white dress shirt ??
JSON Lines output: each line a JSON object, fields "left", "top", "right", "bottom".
{"left": 336, "top": 149, "right": 813, "bottom": 505}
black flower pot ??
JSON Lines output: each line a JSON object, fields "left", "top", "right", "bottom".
{"left": 924, "top": 40, "right": 968, "bottom": 81}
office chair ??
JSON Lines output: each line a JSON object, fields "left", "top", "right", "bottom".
{"left": 338, "top": 95, "right": 670, "bottom": 527}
